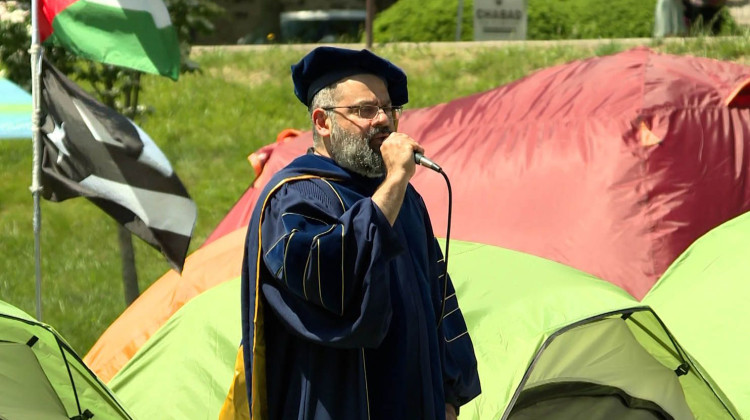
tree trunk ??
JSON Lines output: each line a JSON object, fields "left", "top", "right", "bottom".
{"left": 259, "top": 0, "right": 282, "bottom": 42}
{"left": 113, "top": 70, "right": 141, "bottom": 307}
{"left": 118, "top": 225, "right": 140, "bottom": 305}
{"left": 366, "top": 0, "right": 375, "bottom": 49}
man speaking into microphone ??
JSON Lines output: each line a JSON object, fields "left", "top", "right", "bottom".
{"left": 236, "top": 46, "right": 480, "bottom": 420}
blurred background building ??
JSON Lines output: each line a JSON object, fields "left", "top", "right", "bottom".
{"left": 195, "top": 0, "right": 750, "bottom": 46}
{"left": 727, "top": 0, "right": 750, "bottom": 26}
{"left": 195, "top": 0, "right": 398, "bottom": 45}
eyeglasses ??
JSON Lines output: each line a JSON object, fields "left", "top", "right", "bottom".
{"left": 322, "top": 105, "right": 403, "bottom": 120}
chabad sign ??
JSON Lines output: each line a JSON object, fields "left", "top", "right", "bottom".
{"left": 473, "top": 0, "right": 527, "bottom": 41}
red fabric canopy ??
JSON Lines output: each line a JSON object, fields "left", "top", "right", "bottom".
{"left": 207, "top": 47, "right": 750, "bottom": 300}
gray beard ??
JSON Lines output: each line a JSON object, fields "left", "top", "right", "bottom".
{"left": 328, "top": 122, "right": 388, "bottom": 178}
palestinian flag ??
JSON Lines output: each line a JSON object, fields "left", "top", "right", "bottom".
{"left": 39, "top": 0, "right": 181, "bottom": 80}
{"left": 40, "top": 58, "right": 196, "bottom": 272}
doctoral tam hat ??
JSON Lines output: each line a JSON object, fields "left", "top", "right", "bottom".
{"left": 291, "top": 46, "right": 408, "bottom": 107}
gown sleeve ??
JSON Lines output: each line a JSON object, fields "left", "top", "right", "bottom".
{"left": 259, "top": 178, "right": 405, "bottom": 349}
{"left": 421, "top": 203, "right": 481, "bottom": 409}
{"left": 436, "top": 257, "right": 482, "bottom": 410}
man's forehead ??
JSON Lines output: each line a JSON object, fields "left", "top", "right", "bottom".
{"left": 335, "top": 74, "right": 391, "bottom": 102}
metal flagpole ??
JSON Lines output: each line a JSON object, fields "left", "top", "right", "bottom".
{"left": 29, "top": 0, "right": 44, "bottom": 321}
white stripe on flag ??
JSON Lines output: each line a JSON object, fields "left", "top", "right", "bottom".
{"left": 86, "top": 0, "right": 172, "bottom": 28}
{"left": 80, "top": 175, "right": 196, "bottom": 236}
{"left": 133, "top": 123, "right": 174, "bottom": 177}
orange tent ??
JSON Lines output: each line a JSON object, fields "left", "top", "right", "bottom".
{"left": 84, "top": 228, "right": 246, "bottom": 382}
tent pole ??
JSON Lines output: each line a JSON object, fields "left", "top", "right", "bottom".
{"left": 30, "top": 0, "right": 43, "bottom": 321}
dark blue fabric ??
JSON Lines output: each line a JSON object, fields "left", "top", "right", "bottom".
{"left": 291, "top": 46, "right": 409, "bottom": 107}
{"left": 241, "top": 153, "right": 480, "bottom": 419}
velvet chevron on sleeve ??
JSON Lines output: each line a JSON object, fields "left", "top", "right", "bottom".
{"left": 260, "top": 179, "right": 404, "bottom": 348}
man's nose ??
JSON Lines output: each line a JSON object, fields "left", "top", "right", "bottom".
{"left": 371, "top": 108, "right": 391, "bottom": 127}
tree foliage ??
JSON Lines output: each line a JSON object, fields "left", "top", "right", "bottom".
{"left": 0, "top": 3, "right": 75, "bottom": 91}
{"left": 371, "top": 0, "right": 475, "bottom": 42}
{"left": 526, "top": 0, "right": 657, "bottom": 40}
{"left": 0, "top": 0, "right": 223, "bottom": 115}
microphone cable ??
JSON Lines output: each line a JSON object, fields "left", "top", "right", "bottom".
{"left": 413, "top": 152, "right": 452, "bottom": 329}
{"left": 435, "top": 168, "right": 452, "bottom": 330}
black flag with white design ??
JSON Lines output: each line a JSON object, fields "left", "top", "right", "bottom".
{"left": 40, "top": 58, "right": 196, "bottom": 273}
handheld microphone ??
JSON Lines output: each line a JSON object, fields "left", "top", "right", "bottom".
{"left": 414, "top": 152, "right": 442, "bottom": 172}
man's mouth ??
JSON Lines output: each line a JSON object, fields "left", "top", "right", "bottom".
{"left": 372, "top": 131, "right": 391, "bottom": 141}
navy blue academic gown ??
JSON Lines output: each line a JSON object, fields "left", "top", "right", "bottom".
{"left": 241, "top": 153, "right": 480, "bottom": 419}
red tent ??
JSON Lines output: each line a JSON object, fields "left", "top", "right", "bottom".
{"left": 85, "top": 47, "right": 750, "bottom": 381}
{"left": 207, "top": 46, "right": 750, "bottom": 299}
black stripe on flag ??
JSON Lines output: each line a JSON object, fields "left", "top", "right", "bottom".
{"left": 40, "top": 58, "right": 196, "bottom": 273}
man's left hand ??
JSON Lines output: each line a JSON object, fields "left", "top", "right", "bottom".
{"left": 446, "top": 403, "right": 457, "bottom": 420}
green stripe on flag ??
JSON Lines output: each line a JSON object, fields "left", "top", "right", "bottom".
{"left": 49, "top": 1, "right": 180, "bottom": 80}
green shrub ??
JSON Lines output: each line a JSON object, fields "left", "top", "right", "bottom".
{"left": 527, "top": 0, "right": 657, "bottom": 40}
{"left": 371, "top": 0, "right": 474, "bottom": 42}
{"left": 372, "top": 0, "right": 741, "bottom": 41}
{"left": 688, "top": 6, "right": 745, "bottom": 36}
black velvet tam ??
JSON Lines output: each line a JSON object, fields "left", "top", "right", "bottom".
{"left": 291, "top": 46, "right": 408, "bottom": 107}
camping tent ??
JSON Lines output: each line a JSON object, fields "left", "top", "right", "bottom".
{"left": 82, "top": 47, "right": 750, "bottom": 414}
{"left": 105, "top": 220, "right": 750, "bottom": 418}
{"left": 644, "top": 210, "right": 750, "bottom": 416}
{"left": 0, "top": 77, "right": 32, "bottom": 139}
{"left": 0, "top": 299, "right": 133, "bottom": 420}
{"left": 84, "top": 47, "right": 750, "bottom": 383}
{"left": 82, "top": 227, "right": 247, "bottom": 383}
{"left": 204, "top": 46, "right": 750, "bottom": 300}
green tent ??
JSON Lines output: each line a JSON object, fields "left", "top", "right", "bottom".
{"left": 435, "top": 241, "right": 736, "bottom": 419}
{"left": 0, "top": 300, "right": 133, "bottom": 420}
{"left": 646, "top": 211, "right": 750, "bottom": 416}
{"left": 108, "top": 278, "right": 241, "bottom": 419}
{"left": 108, "top": 210, "right": 750, "bottom": 419}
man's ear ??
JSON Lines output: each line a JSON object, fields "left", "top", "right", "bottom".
{"left": 312, "top": 108, "right": 331, "bottom": 138}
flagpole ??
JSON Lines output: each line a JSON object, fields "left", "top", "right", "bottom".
{"left": 30, "top": 0, "right": 44, "bottom": 321}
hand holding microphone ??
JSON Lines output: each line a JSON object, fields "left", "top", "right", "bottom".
{"left": 380, "top": 131, "right": 443, "bottom": 177}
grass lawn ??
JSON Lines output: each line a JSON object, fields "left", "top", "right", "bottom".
{"left": 1, "top": 36, "right": 749, "bottom": 355}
